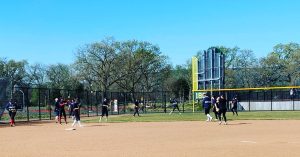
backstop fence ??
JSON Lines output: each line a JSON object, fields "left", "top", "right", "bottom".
{"left": 1, "top": 86, "right": 191, "bottom": 122}
{"left": 2, "top": 85, "right": 300, "bottom": 123}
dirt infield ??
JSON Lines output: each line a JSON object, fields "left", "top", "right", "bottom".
{"left": 1, "top": 120, "right": 300, "bottom": 157}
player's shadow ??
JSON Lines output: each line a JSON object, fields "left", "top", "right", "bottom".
{"left": 227, "top": 122, "right": 251, "bottom": 125}
{"left": 84, "top": 124, "right": 108, "bottom": 127}
{"left": 0, "top": 121, "right": 51, "bottom": 128}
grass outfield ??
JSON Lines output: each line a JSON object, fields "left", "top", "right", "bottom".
{"left": 84, "top": 111, "right": 300, "bottom": 123}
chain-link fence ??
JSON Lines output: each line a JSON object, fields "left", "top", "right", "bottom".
{"left": 1, "top": 85, "right": 196, "bottom": 122}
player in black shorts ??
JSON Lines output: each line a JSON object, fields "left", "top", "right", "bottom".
{"left": 6, "top": 99, "right": 17, "bottom": 127}
{"left": 68, "top": 99, "right": 74, "bottom": 118}
{"left": 133, "top": 99, "right": 140, "bottom": 117}
{"left": 217, "top": 95, "right": 227, "bottom": 125}
{"left": 169, "top": 98, "right": 181, "bottom": 115}
{"left": 59, "top": 98, "right": 68, "bottom": 124}
{"left": 211, "top": 96, "right": 218, "bottom": 120}
{"left": 54, "top": 98, "right": 60, "bottom": 123}
{"left": 202, "top": 94, "right": 212, "bottom": 121}
{"left": 72, "top": 99, "right": 82, "bottom": 127}
{"left": 231, "top": 96, "right": 238, "bottom": 116}
{"left": 99, "top": 98, "right": 110, "bottom": 122}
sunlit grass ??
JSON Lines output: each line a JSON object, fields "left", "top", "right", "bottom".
{"left": 84, "top": 111, "right": 300, "bottom": 123}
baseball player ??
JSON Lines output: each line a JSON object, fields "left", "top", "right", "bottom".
{"left": 99, "top": 98, "right": 110, "bottom": 122}
{"left": 6, "top": 99, "right": 17, "bottom": 127}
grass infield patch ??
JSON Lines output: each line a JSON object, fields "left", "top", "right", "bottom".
{"left": 84, "top": 111, "right": 300, "bottom": 123}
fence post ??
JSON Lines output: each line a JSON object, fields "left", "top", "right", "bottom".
{"left": 96, "top": 91, "right": 99, "bottom": 116}
{"left": 248, "top": 90, "right": 251, "bottom": 111}
{"left": 117, "top": 92, "right": 120, "bottom": 115}
{"left": 48, "top": 89, "right": 51, "bottom": 120}
{"left": 38, "top": 88, "right": 41, "bottom": 120}
{"left": 110, "top": 92, "right": 113, "bottom": 115}
{"left": 143, "top": 91, "right": 146, "bottom": 114}
{"left": 182, "top": 94, "right": 185, "bottom": 113}
{"left": 292, "top": 90, "right": 295, "bottom": 111}
{"left": 271, "top": 89, "right": 273, "bottom": 111}
{"left": 124, "top": 92, "right": 127, "bottom": 114}
{"left": 163, "top": 91, "right": 167, "bottom": 113}
{"left": 26, "top": 88, "right": 29, "bottom": 122}
{"left": 86, "top": 91, "right": 89, "bottom": 117}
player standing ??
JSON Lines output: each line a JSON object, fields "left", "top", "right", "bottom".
{"left": 99, "top": 98, "right": 110, "bottom": 122}
{"left": 54, "top": 98, "right": 60, "bottom": 123}
{"left": 217, "top": 95, "right": 227, "bottom": 125}
{"left": 211, "top": 96, "right": 218, "bottom": 120}
{"left": 59, "top": 98, "right": 68, "bottom": 124}
{"left": 133, "top": 99, "right": 141, "bottom": 117}
{"left": 6, "top": 99, "right": 17, "bottom": 127}
{"left": 231, "top": 96, "right": 238, "bottom": 116}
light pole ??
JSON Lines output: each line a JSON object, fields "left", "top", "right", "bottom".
{"left": 14, "top": 84, "right": 28, "bottom": 121}
{"left": 13, "top": 84, "right": 25, "bottom": 110}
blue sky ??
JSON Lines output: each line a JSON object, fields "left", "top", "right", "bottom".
{"left": 1, "top": 0, "right": 300, "bottom": 66}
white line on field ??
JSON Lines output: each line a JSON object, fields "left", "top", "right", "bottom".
{"left": 240, "top": 141, "right": 257, "bottom": 144}
{"left": 65, "top": 128, "right": 76, "bottom": 131}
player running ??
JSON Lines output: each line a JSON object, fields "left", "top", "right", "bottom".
{"left": 202, "top": 93, "right": 213, "bottom": 121}
{"left": 169, "top": 98, "right": 181, "bottom": 115}
{"left": 71, "top": 99, "right": 82, "bottom": 127}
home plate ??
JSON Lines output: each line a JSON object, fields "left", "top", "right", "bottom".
{"left": 240, "top": 141, "right": 257, "bottom": 144}
{"left": 65, "top": 128, "right": 76, "bottom": 131}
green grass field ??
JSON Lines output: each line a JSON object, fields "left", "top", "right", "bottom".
{"left": 84, "top": 111, "right": 300, "bottom": 123}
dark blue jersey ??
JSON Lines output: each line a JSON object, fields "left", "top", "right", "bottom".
{"left": 134, "top": 101, "right": 139, "bottom": 108}
{"left": 232, "top": 98, "right": 238, "bottom": 107}
{"left": 73, "top": 102, "right": 79, "bottom": 109}
{"left": 218, "top": 98, "right": 227, "bottom": 110}
{"left": 171, "top": 99, "right": 178, "bottom": 107}
{"left": 202, "top": 96, "right": 211, "bottom": 109}
{"left": 54, "top": 101, "right": 60, "bottom": 111}
{"left": 6, "top": 102, "right": 16, "bottom": 112}
{"left": 73, "top": 102, "right": 80, "bottom": 113}
{"left": 211, "top": 98, "right": 216, "bottom": 105}
{"left": 103, "top": 99, "right": 109, "bottom": 108}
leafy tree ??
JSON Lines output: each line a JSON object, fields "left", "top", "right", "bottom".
{"left": 25, "top": 63, "right": 47, "bottom": 87}
{"left": 259, "top": 43, "right": 300, "bottom": 86}
{"left": 46, "top": 64, "right": 75, "bottom": 89}
{"left": 171, "top": 78, "right": 190, "bottom": 100}
{"left": 0, "top": 58, "right": 28, "bottom": 86}
{"left": 75, "top": 37, "right": 123, "bottom": 94}
{"left": 116, "top": 40, "right": 170, "bottom": 94}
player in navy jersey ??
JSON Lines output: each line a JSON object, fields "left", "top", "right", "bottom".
{"left": 133, "top": 99, "right": 141, "bottom": 117}
{"left": 6, "top": 99, "right": 17, "bottom": 127}
{"left": 59, "top": 98, "right": 67, "bottom": 124}
{"left": 99, "top": 98, "right": 110, "bottom": 122}
{"left": 169, "top": 98, "right": 181, "bottom": 115}
{"left": 202, "top": 94, "right": 213, "bottom": 122}
{"left": 72, "top": 99, "right": 82, "bottom": 127}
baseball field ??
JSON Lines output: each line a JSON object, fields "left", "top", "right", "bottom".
{"left": 1, "top": 112, "right": 300, "bottom": 157}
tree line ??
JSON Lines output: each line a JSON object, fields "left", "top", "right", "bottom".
{"left": 1, "top": 37, "right": 300, "bottom": 100}
{"left": 218, "top": 42, "right": 300, "bottom": 88}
